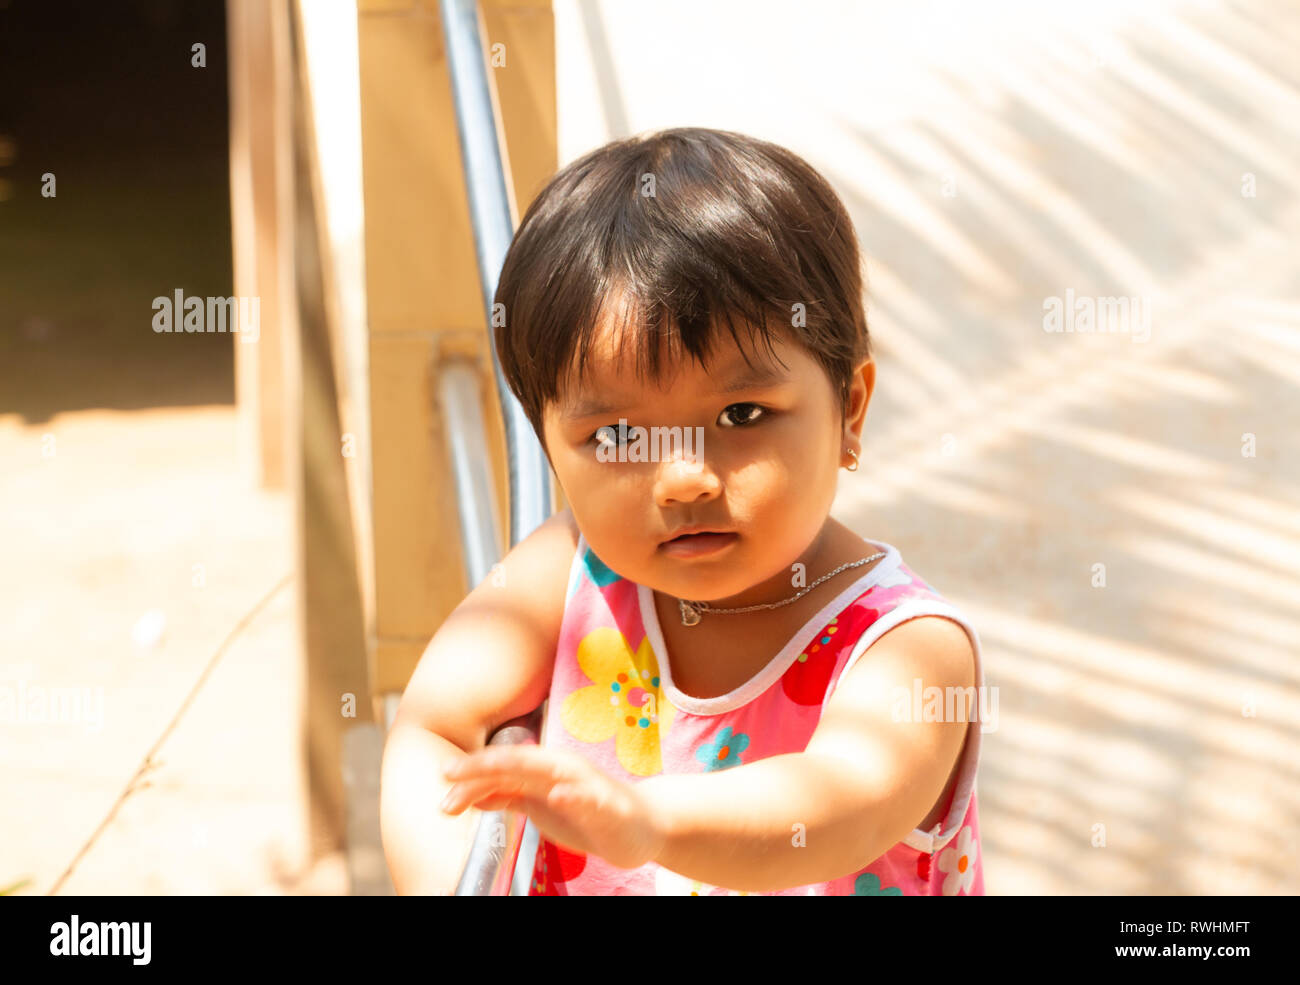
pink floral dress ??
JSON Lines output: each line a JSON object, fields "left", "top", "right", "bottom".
{"left": 526, "top": 533, "right": 987, "bottom": 896}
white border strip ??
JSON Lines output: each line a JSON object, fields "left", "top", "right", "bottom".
{"left": 830, "top": 597, "right": 987, "bottom": 854}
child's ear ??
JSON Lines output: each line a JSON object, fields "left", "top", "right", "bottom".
{"left": 842, "top": 359, "right": 875, "bottom": 442}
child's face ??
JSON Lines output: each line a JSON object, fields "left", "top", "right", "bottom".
{"left": 542, "top": 316, "right": 872, "bottom": 606}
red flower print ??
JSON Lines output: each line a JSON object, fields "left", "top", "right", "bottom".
{"left": 531, "top": 839, "right": 588, "bottom": 894}
{"left": 781, "top": 602, "right": 877, "bottom": 704}
{"left": 553, "top": 844, "right": 587, "bottom": 882}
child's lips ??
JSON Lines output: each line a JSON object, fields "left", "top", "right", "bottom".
{"left": 658, "top": 531, "right": 739, "bottom": 558}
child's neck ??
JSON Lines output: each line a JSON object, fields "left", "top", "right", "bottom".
{"left": 649, "top": 521, "right": 886, "bottom": 700}
{"left": 715, "top": 518, "right": 843, "bottom": 610}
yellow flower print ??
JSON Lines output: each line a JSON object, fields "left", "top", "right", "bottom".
{"left": 560, "top": 627, "right": 675, "bottom": 776}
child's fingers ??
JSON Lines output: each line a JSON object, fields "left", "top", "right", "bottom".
{"left": 442, "top": 773, "right": 548, "bottom": 814}
{"left": 444, "top": 746, "right": 574, "bottom": 785}
{"left": 469, "top": 793, "right": 525, "bottom": 813}
{"left": 441, "top": 779, "right": 510, "bottom": 814}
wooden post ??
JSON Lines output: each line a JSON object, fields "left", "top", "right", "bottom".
{"left": 227, "top": 0, "right": 291, "bottom": 490}
{"left": 227, "top": 0, "right": 559, "bottom": 886}
{"left": 356, "top": 0, "right": 558, "bottom": 700}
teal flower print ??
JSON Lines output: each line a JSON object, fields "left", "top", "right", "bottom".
{"left": 694, "top": 726, "right": 749, "bottom": 772}
{"left": 854, "top": 873, "right": 903, "bottom": 896}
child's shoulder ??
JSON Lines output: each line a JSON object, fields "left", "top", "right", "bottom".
{"left": 825, "top": 534, "right": 980, "bottom": 682}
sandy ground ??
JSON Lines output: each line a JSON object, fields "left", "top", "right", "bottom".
{"left": 3, "top": 0, "right": 1298, "bottom": 895}
{"left": 0, "top": 409, "right": 346, "bottom": 894}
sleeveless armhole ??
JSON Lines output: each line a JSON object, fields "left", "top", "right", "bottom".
{"left": 824, "top": 597, "right": 986, "bottom": 855}
{"left": 564, "top": 531, "right": 589, "bottom": 600}
{"left": 541, "top": 531, "right": 591, "bottom": 750}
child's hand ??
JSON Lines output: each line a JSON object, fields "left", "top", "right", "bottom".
{"left": 440, "top": 746, "right": 665, "bottom": 870}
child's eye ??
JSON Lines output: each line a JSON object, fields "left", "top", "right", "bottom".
{"left": 590, "top": 425, "right": 623, "bottom": 448}
{"left": 588, "top": 404, "right": 767, "bottom": 446}
{"left": 717, "top": 403, "right": 767, "bottom": 428}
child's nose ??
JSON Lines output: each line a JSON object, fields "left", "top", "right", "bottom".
{"left": 654, "top": 453, "right": 722, "bottom": 505}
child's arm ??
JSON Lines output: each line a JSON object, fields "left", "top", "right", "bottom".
{"left": 639, "top": 615, "right": 977, "bottom": 893}
{"left": 379, "top": 506, "right": 578, "bottom": 895}
{"left": 381, "top": 723, "right": 483, "bottom": 894}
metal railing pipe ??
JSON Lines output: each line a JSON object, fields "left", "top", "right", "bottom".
{"left": 437, "top": 361, "right": 504, "bottom": 589}
{"left": 451, "top": 706, "right": 544, "bottom": 896}
{"left": 437, "top": 0, "right": 553, "bottom": 896}
{"left": 439, "top": 0, "right": 553, "bottom": 547}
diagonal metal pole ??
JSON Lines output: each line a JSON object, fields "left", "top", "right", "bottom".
{"left": 440, "top": 0, "right": 553, "bottom": 552}
{"left": 438, "top": 0, "right": 551, "bottom": 896}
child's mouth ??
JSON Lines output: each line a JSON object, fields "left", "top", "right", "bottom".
{"left": 658, "top": 532, "right": 739, "bottom": 558}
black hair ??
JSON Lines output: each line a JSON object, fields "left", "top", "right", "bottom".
{"left": 492, "top": 127, "right": 871, "bottom": 450}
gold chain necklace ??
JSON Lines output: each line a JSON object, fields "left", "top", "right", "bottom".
{"left": 676, "top": 552, "right": 887, "bottom": 626}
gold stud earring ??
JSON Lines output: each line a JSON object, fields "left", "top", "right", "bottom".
{"left": 845, "top": 448, "right": 859, "bottom": 472}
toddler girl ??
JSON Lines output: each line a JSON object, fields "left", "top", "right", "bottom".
{"left": 424, "top": 127, "right": 986, "bottom": 896}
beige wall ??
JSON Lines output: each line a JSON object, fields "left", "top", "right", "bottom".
{"left": 356, "top": 0, "right": 557, "bottom": 696}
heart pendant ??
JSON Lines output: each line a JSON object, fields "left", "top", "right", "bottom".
{"left": 678, "top": 599, "right": 701, "bottom": 626}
